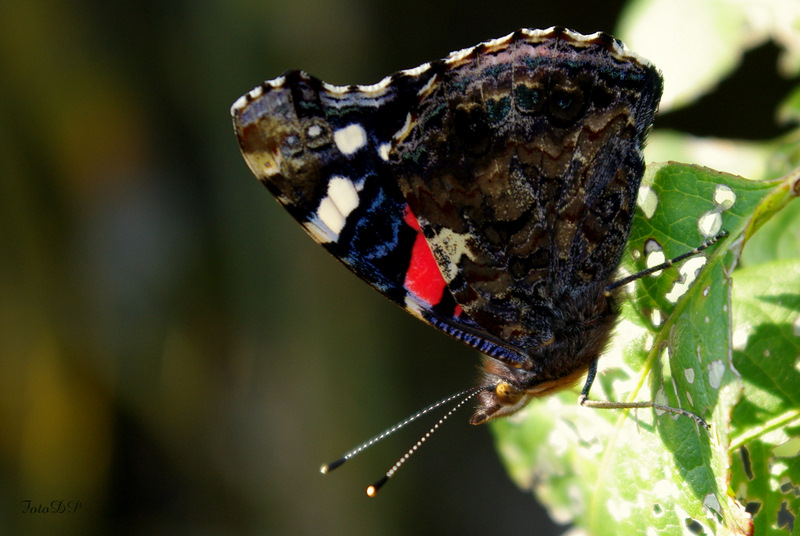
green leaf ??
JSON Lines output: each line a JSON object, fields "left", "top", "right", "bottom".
{"left": 490, "top": 163, "right": 799, "bottom": 535}
{"left": 617, "top": 0, "right": 800, "bottom": 112}
{"left": 778, "top": 86, "right": 800, "bottom": 126}
{"left": 617, "top": 0, "right": 749, "bottom": 111}
{"left": 644, "top": 131, "right": 778, "bottom": 183}
{"left": 729, "top": 260, "right": 800, "bottom": 536}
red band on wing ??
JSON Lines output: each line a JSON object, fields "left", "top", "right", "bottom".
{"left": 402, "top": 205, "right": 447, "bottom": 308}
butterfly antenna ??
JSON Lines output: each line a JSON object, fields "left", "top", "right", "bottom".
{"left": 320, "top": 386, "right": 483, "bottom": 475}
{"left": 365, "top": 386, "right": 484, "bottom": 497}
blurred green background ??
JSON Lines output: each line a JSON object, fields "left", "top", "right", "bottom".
{"left": 1, "top": 1, "right": 795, "bottom": 535}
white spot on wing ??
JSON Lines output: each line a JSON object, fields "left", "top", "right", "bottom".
{"left": 356, "top": 75, "right": 392, "bottom": 95}
{"left": 417, "top": 74, "right": 439, "bottom": 98}
{"left": 477, "top": 31, "right": 515, "bottom": 52}
{"left": 267, "top": 76, "right": 286, "bottom": 88}
{"left": 378, "top": 142, "right": 391, "bottom": 161}
{"left": 400, "top": 62, "right": 431, "bottom": 77}
{"left": 518, "top": 27, "right": 647, "bottom": 65}
{"left": 334, "top": 124, "right": 367, "bottom": 155}
{"left": 433, "top": 228, "right": 476, "bottom": 283}
{"left": 403, "top": 294, "right": 429, "bottom": 322}
{"left": 322, "top": 82, "right": 348, "bottom": 94}
{"left": 303, "top": 221, "right": 336, "bottom": 244}
{"left": 393, "top": 113, "right": 415, "bottom": 142}
{"left": 317, "top": 197, "right": 346, "bottom": 236}
{"left": 248, "top": 85, "right": 265, "bottom": 100}
{"left": 446, "top": 46, "right": 475, "bottom": 64}
{"left": 327, "top": 176, "right": 360, "bottom": 218}
{"left": 307, "top": 124, "right": 322, "bottom": 138}
{"left": 231, "top": 95, "right": 248, "bottom": 114}
{"left": 314, "top": 176, "right": 361, "bottom": 240}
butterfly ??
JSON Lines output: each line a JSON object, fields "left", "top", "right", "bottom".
{"left": 231, "top": 26, "right": 719, "bottom": 493}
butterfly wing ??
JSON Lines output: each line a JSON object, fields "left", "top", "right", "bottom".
{"left": 390, "top": 29, "right": 663, "bottom": 355}
{"left": 232, "top": 69, "right": 524, "bottom": 362}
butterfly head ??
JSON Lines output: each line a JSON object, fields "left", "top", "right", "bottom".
{"left": 470, "top": 356, "right": 599, "bottom": 425}
{"left": 469, "top": 301, "right": 618, "bottom": 425}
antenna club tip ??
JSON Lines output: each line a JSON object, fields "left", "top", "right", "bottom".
{"left": 321, "top": 458, "right": 346, "bottom": 474}
{"left": 366, "top": 475, "right": 389, "bottom": 497}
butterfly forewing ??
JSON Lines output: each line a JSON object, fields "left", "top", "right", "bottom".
{"left": 232, "top": 63, "right": 526, "bottom": 362}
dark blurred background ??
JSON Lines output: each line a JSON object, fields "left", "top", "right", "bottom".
{"left": 1, "top": 1, "right": 794, "bottom": 535}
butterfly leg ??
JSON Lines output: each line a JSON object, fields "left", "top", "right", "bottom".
{"left": 577, "top": 359, "right": 709, "bottom": 429}
{"left": 578, "top": 231, "right": 729, "bottom": 429}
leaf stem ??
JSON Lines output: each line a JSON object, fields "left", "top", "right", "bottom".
{"left": 729, "top": 409, "right": 800, "bottom": 451}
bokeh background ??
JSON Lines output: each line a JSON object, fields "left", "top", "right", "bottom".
{"left": 1, "top": 1, "right": 795, "bottom": 535}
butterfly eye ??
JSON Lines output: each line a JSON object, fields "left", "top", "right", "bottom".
{"left": 495, "top": 381, "right": 523, "bottom": 405}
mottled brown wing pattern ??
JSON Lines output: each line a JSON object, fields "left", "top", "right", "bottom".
{"left": 390, "top": 29, "right": 662, "bottom": 356}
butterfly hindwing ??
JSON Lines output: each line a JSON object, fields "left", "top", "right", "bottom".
{"left": 390, "top": 29, "right": 662, "bottom": 355}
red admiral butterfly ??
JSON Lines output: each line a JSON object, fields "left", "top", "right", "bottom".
{"left": 231, "top": 27, "right": 723, "bottom": 494}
